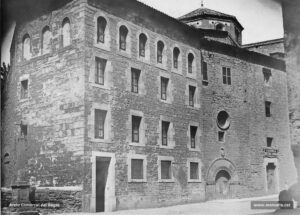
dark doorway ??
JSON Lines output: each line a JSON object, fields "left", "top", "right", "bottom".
{"left": 266, "top": 163, "right": 276, "bottom": 193}
{"left": 96, "top": 157, "right": 111, "bottom": 212}
{"left": 215, "top": 170, "right": 231, "bottom": 196}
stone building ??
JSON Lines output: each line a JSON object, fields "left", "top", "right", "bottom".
{"left": 1, "top": 0, "right": 297, "bottom": 212}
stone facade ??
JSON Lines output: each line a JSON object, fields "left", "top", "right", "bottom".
{"left": 243, "top": 38, "right": 284, "bottom": 57}
{"left": 1, "top": 0, "right": 297, "bottom": 213}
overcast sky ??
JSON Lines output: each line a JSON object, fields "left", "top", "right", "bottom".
{"left": 1, "top": 0, "right": 283, "bottom": 64}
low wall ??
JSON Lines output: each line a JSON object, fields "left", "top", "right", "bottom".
{"left": 1, "top": 187, "right": 82, "bottom": 214}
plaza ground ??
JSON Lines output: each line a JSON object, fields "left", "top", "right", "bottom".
{"left": 53, "top": 195, "right": 299, "bottom": 215}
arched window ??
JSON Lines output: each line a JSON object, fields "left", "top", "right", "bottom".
{"left": 119, "top": 25, "right": 128, "bottom": 51}
{"left": 62, "top": 18, "right": 71, "bottom": 47}
{"left": 157, "top": 41, "right": 164, "bottom": 63}
{"left": 23, "top": 34, "right": 31, "bottom": 60}
{"left": 139, "top": 33, "right": 147, "bottom": 57}
{"left": 97, "top": 16, "right": 107, "bottom": 43}
{"left": 42, "top": 26, "right": 51, "bottom": 54}
{"left": 188, "top": 53, "right": 194, "bottom": 73}
{"left": 173, "top": 47, "right": 180, "bottom": 69}
{"left": 216, "top": 23, "right": 225, "bottom": 31}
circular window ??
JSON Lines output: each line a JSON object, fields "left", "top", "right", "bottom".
{"left": 217, "top": 111, "right": 230, "bottom": 130}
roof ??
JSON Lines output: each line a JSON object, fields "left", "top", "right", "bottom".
{"left": 242, "top": 38, "right": 284, "bottom": 49}
{"left": 178, "top": 7, "right": 244, "bottom": 30}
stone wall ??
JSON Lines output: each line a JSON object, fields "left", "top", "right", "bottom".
{"left": 1, "top": 0, "right": 86, "bottom": 187}
{"left": 1, "top": 187, "right": 82, "bottom": 214}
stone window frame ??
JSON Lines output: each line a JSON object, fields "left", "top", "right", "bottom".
{"left": 185, "top": 81, "right": 200, "bottom": 109}
{"left": 19, "top": 74, "right": 30, "bottom": 101}
{"left": 116, "top": 22, "right": 132, "bottom": 57}
{"left": 94, "top": 12, "right": 111, "bottom": 51}
{"left": 171, "top": 44, "right": 183, "bottom": 75}
{"left": 128, "top": 110, "right": 146, "bottom": 147}
{"left": 41, "top": 25, "right": 52, "bottom": 55}
{"left": 136, "top": 30, "right": 150, "bottom": 63}
{"left": 22, "top": 33, "right": 32, "bottom": 60}
{"left": 157, "top": 115, "right": 175, "bottom": 149}
{"left": 61, "top": 17, "right": 72, "bottom": 48}
{"left": 187, "top": 158, "right": 202, "bottom": 182}
{"left": 262, "top": 67, "right": 272, "bottom": 86}
{"left": 187, "top": 122, "right": 201, "bottom": 151}
{"left": 125, "top": 64, "right": 146, "bottom": 96}
{"left": 89, "top": 103, "right": 112, "bottom": 143}
{"left": 158, "top": 71, "right": 173, "bottom": 104}
{"left": 131, "top": 68, "right": 141, "bottom": 94}
{"left": 127, "top": 154, "right": 147, "bottom": 183}
{"left": 158, "top": 156, "right": 175, "bottom": 182}
{"left": 89, "top": 52, "right": 112, "bottom": 90}
{"left": 155, "top": 37, "right": 168, "bottom": 70}
{"left": 186, "top": 50, "right": 197, "bottom": 79}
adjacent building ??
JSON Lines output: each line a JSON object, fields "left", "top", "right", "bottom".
{"left": 1, "top": 0, "right": 297, "bottom": 212}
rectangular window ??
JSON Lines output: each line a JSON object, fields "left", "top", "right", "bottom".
{"left": 21, "top": 124, "right": 28, "bottom": 137}
{"left": 131, "top": 68, "right": 140, "bottom": 93}
{"left": 95, "top": 57, "right": 107, "bottom": 85}
{"left": 161, "top": 77, "right": 169, "bottom": 100}
{"left": 263, "top": 68, "right": 272, "bottom": 84}
{"left": 190, "top": 126, "right": 197, "bottom": 149}
{"left": 161, "top": 160, "right": 172, "bottom": 179}
{"left": 202, "top": 61, "right": 208, "bottom": 86}
{"left": 21, "top": 80, "right": 28, "bottom": 99}
{"left": 265, "top": 101, "right": 271, "bottom": 117}
{"left": 190, "top": 162, "right": 199, "bottom": 180}
{"left": 131, "top": 159, "right": 144, "bottom": 180}
{"left": 95, "top": 109, "right": 107, "bottom": 139}
{"left": 132, "top": 116, "right": 141, "bottom": 143}
{"left": 222, "top": 67, "right": 231, "bottom": 85}
{"left": 218, "top": 131, "right": 225, "bottom": 142}
{"left": 162, "top": 121, "right": 170, "bottom": 146}
{"left": 267, "top": 137, "right": 273, "bottom": 147}
{"left": 189, "top": 86, "right": 196, "bottom": 107}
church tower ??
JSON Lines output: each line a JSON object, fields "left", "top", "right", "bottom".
{"left": 178, "top": 4, "right": 244, "bottom": 45}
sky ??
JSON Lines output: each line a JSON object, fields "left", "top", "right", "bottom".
{"left": 1, "top": 0, "right": 283, "bottom": 64}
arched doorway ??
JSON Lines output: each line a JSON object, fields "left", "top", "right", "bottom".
{"left": 215, "top": 170, "right": 231, "bottom": 195}
{"left": 206, "top": 158, "right": 238, "bottom": 200}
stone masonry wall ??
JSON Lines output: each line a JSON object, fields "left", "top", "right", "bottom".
{"left": 2, "top": 0, "right": 86, "bottom": 188}
{"left": 82, "top": 3, "right": 205, "bottom": 210}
